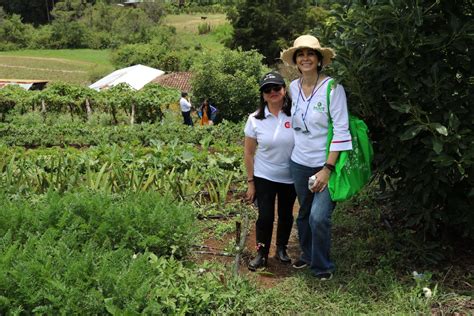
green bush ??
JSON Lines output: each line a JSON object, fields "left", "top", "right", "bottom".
{"left": 198, "top": 22, "right": 211, "bottom": 34}
{"left": 0, "top": 85, "right": 29, "bottom": 121}
{"left": 316, "top": 0, "right": 473, "bottom": 237}
{"left": 0, "top": 191, "right": 197, "bottom": 256}
{"left": 0, "top": 14, "right": 33, "bottom": 48}
{"left": 49, "top": 20, "right": 90, "bottom": 48}
{"left": 0, "top": 239, "right": 255, "bottom": 314}
{"left": 110, "top": 25, "right": 197, "bottom": 72}
{"left": 191, "top": 48, "right": 268, "bottom": 122}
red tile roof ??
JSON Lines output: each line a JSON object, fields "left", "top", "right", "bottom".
{"left": 152, "top": 72, "right": 192, "bottom": 92}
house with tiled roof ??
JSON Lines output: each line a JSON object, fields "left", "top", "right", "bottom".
{"left": 152, "top": 72, "right": 192, "bottom": 93}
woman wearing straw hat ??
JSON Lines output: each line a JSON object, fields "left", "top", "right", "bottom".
{"left": 280, "top": 35, "right": 352, "bottom": 280}
{"left": 244, "top": 71, "right": 297, "bottom": 271}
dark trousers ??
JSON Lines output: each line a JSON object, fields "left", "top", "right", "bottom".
{"left": 254, "top": 176, "right": 296, "bottom": 255}
{"left": 182, "top": 111, "right": 193, "bottom": 126}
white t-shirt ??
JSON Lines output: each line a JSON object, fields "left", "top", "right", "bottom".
{"left": 179, "top": 97, "right": 191, "bottom": 112}
{"left": 244, "top": 107, "right": 295, "bottom": 184}
{"left": 290, "top": 77, "right": 352, "bottom": 168}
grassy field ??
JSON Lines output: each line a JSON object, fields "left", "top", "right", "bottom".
{"left": 163, "top": 13, "right": 231, "bottom": 52}
{"left": 163, "top": 13, "right": 228, "bottom": 34}
{"left": 0, "top": 14, "right": 230, "bottom": 85}
{"left": 0, "top": 49, "right": 113, "bottom": 85}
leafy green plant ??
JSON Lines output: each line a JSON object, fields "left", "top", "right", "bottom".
{"left": 206, "top": 171, "right": 235, "bottom": 210}
{"left": 191, "top": 48, "right": 268, "bottom": 122}
{"left": 197, "top": 22, "right": 211, "bottom": 34}
{"left": 315, "top": 0, "right": 473, "bottom": 238}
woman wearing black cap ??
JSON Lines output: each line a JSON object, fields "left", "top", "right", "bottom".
{"left": 244, "top": 71, "right": 297, "bottom": 271}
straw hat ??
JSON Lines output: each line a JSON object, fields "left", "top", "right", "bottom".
{"left": 280, "top": 35, "right": 336, "bottom": 67}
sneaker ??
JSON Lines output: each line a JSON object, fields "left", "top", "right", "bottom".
{"left": 315, "top": 272, "right": 333, "bottom": 281}
{"left": 292, "top": 259, "right": 308, "bottom": 269}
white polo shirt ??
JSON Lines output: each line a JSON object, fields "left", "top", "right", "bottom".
{"left": 244, "top": 107, "right": 295, "bottom": 184}
{"left": 290, "top": 77, "right": 352, "bottom": 168}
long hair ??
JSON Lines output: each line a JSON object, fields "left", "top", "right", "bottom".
{"left": 254, "top": 91, "right": 292, "bottom": 120}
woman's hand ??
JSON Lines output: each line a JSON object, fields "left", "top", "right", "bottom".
{"left": 246, "top": 182, "right": 256, "bottom": 202}
{"left": 310, "top": 168, "right": 331, "bottom": 193}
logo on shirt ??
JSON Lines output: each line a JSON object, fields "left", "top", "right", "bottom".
{"left": 313, "top": 101, "right": 325, "bottom": 112}
{"left": 284, "top": 121, "right": 291, "bottom": 128}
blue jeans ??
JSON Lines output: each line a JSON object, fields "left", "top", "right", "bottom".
{"left": 290, "top": 160, "right": 335, "bottom": 276}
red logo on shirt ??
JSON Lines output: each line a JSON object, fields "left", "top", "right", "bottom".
{"left": 284, "top": 121, "right": 291, "bottom": 128}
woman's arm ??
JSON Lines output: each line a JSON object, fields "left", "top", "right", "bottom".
{"left": 311, "top": 151, "right": 339, "bottom": 193}
{"left": 311, "top": 83, "right": 351, "bottom": 193}
{"left": 244, "top": 136, "right": 257, "bottom": 201}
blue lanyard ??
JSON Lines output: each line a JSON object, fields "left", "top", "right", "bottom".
{"left": 294, "top": 76, "right": 331, "bottom": 122}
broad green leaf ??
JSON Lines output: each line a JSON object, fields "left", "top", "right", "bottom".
{"left": 400, "top": 125, "right": 424, "bottom": 141}
{"left": 432, "top": 123, "right": 448, "bottom": 136}
{"left": 432, "top": 138, "right": 443, "bottom": 154}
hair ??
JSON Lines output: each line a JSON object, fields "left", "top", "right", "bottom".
{"left": 292, "top": 48, "right": 323, "bottom": 72}
{"left": 200, "top": 98, "right": 212, "bottom": 118}
{"left": 181, "top": 91, "right": 188, "bottom": 97}
{"left": 254, "top": 89, "right": 292, "bottom": 120}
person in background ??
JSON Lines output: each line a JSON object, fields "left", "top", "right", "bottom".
{"left": 179, "top": 91, "right": 193, "bottom": 126}
{"left": 199, "top": 98, "right": 218, "bottom": 125}
{"left": 280, "top": 35, "right": 352, "bottom": 280}
{"left": 244, "top": 71, "right": 296, "bottom": 271}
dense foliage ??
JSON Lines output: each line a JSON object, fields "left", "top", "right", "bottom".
{"left": 314, "top": 0, "right": 473, "bottom": 238}
{"left": 110, "top": 26, "right": 198, "bottom": 72}
{"left": 0, "top": 2, "right": 166, "bottom": 50}
{"left": 0, "top": 82, "right": 179, "bottom": 124}
{"left": 0, "top": 191, "right": 259, "bottom": 314}
{"left": 191, "top": 48, "right": 268, "bottom": 122}
{"left": 0, "top": 108, "right": 257, "bottom": 313}
{"left": 0, "top": 115, "right": 243, "bottom": 147}
{"left": 227, "top": 0, "right": 317, "bottom": 65}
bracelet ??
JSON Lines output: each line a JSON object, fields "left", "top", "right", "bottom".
{"left": 247, "top": 178, "right": 254, "bottom": 182}
{"left": 323, "top": 163, "right": 335, "bottom": 172}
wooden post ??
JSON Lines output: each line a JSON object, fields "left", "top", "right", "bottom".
{"left": 85, "top": 98, "right": 92, "bottom": 121}
{"left": 41, "top": 99, "right": 47, "bottom": 122}
{"left": 130, "top": 103, "right": 135, "bottom": 125}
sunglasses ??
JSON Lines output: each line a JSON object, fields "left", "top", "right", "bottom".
{"left": 262, "top": 85, "right": 283, "bottom": 94}
{"left": 292, "top": 114, "right": 310, "bottom": 134}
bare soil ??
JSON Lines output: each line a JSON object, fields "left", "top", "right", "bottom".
{"left": 193, "top": 201, "right": 301, "bottom": 288}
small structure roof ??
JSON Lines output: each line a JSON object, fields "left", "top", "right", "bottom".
{"left": 152, "top": 72, "right": 192, "bottom": 92}
{"left": 0, "top": 79, "right": 48, "bottom": 90}
{"left": 89, "top": 64, "right": 164, "bottom": 91}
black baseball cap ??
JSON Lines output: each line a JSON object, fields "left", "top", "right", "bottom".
{"left": 259, "top": 71, "right": 286, "bottom": 91}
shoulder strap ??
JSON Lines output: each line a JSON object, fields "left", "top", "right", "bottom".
{"left": 326, "top": 79, "right": 335, "bottom": 123}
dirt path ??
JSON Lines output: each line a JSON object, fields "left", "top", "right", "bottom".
{"left": 239, "top": 202, "right": 300, "bottom": 287}
{"left": 0, "top": 55, "right": 93, "bottom": 65}
{"left": 194, "top": 201, "right": 301, "bottom": 288}
{"left": 0, "top": 64, "right": 87, "bottom": 73}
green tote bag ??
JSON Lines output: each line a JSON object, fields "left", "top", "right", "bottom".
{"left": 326, "top": 80, "right": 374, "bottom": 201}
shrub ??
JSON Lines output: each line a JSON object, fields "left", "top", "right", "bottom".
{"left": 0, "top": 191, "right": 198, "bottom": 256}
{"left": 315, "top": 0, "right": 473, "bottom": 237}
{"left": 0, "top": 14, "right": 33, "bottom": 48}
{"left": 49, "top": 20, "right": 90, "bottom": 48}
{"left": 197, "top": 22, "right": 211, "bottom": 34}
{"left": 191, "top": 48, "right": 268, "bottom": 122}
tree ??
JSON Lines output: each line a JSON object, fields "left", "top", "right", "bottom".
{"left": 0, "top": 0, "right": 55, "bottom": 25}
{"left": 227, "top": 0, "right": 313, "bottom": 65}
{"left": 0, "top": 14, "right": 34, "bottom": 48}
{"left": 191, "top": 48, "right": 268, "bottom": 122}
{"left": 314, "top": 0, "right": 474, "bottom": 238}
